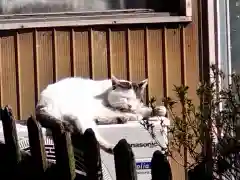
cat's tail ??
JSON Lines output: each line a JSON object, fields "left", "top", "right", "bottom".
{"left": 93, "top": 129, "right": 114, "bottom": 154}
{"left": 84, "top": 121, "right": 114, "bottom": 154}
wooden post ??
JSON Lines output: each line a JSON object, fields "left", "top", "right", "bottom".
{"left": 27, "top": 116, "right": 48, "bottom": 174}
{"left": 51, "top": 121, "right": 76, "bottom": 180}
{"left": 114, "top": 139, "right": 137, "bottom": 180}
{"left": 0, "top": 141, "right": 36, "bottom": 180}
{"left": 83, "top": 128, "right": 103, "bottom": 180}
{"left": 0, "top": 106, "right": 21, "bottom": 164}
{"left": 180, "top": 0, "right": 192, "bottom": 17}
{"left": 151, "top": 150, "right": 172, "bottom": 180}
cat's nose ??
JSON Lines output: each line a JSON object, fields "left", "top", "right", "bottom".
{"left": 128, "top": 104, "right": 132, "bottom": 109}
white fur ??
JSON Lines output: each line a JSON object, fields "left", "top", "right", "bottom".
{"left": 36, "top": 76, "right": 151, "bottom": 153}
{"left": 36, "top": 76, "right": 167, "bottom": 154}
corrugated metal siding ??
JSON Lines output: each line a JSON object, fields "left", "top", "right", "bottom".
{"left": 0, "top": 2, "right": 199, "bottom": 180}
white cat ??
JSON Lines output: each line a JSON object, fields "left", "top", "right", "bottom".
{"left": 36, "top": 76, "right": 166, "bottom": 154}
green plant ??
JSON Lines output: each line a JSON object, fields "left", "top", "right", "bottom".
{"left": 144, "top": 65, "right": 240, "bottom": 179}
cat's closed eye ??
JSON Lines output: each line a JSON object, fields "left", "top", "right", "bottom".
{"left": 120, "top": 82, "right": 132, "bottom": 89}
{"left": 112, "top": 81, "right": 132, "bottom": 90}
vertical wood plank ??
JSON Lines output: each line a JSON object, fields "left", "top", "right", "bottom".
{"left": 110, "top": 28, "right": 128, "bottom": 80}
{"left": 54, "top": 28, "right": 72, "bottom": 81}
{"left": 18, "top": 30, "right": 35, "bottom": 119}
{"left": 183, "top": 0, "right": 200, "bottom": 170}
{"left": 33, "top": 29, "right": 39, "bottom": 107}
{"left": 128, "top": 28, "right": 147, "bottom": 82}
{"left": 70, "top": 29, "right": 75, "bottom": 77}
{"left": 147, "top": 28, "right": 164, "bottom": 104}
{"left": 165, "top": 26, "right": 185, "bottom": 180}
{"left": 91, "top": 28, "right": 109, "bottom": 80}
{"left": 0, "top": 31, "right": 19, "bottom": 118}
{"left": 180, "top": 26, "right": 189, "bottom": 179}
{"left": 185, "top": 15, "right": 199, "bottom": 105}
{"left": 128, "top": 28, "right": 148, "bottom": 103}
{"left": 73, "top": 28, "right": 91, "bottom": 78}
{"left": 166, "top": 28, "right": 182, "bottom": 95}
{"left": 180, "top": 27, "right": 187, "bottom": 86}
{"left": 15, "top": 33, "right": 21, "bottom": 119}
{"left": 36, "top": 29, "right": 54, "bottom": 95}
{"left": 162, "top": 27, "right": 168, "bottom": 98}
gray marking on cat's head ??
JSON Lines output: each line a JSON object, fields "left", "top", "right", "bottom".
{"left": 107, "top": 75, "right": 148, "bottom": 111}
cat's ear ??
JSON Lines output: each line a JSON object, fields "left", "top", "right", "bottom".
{"left": 111, "top": 75, "right": 132, "bottom": 89}
{"left": 111, "top": 75, "right": 121, "bottom": 86}
{"left": 138, "top": 79, "right": 148, "bottom": 90}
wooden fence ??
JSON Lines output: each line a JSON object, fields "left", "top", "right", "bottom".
{"left": 0, "top": 105, "right": 173, "bottom": 180}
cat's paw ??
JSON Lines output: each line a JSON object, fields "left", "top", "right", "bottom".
{"left": 153, "top": 105, "right": 167, "bottom": 117}
{"left": 116, "top": 116, "right": 128, "bottom": 124}
{"left": 124, "top": 113, "right": 143, "bottom": 122}
{"left": 115, "top": 114, "right": 141, "bottom": 124}
{"left": 148, "top": 116, "right": 160, "bottom": 121}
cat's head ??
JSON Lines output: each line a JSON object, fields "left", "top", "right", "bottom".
{"left": 107, "top": 75, "right": 148, "bottom": 112}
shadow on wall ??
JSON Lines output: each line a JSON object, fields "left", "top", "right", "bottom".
{"left": 0, "top": 0, "right": 178, "bottom": 14}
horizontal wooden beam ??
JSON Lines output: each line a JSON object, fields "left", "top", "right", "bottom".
{"left": 0, "top": 13, "right": 191, "bottom": 30}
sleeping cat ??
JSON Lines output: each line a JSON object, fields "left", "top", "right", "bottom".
{"left": 36, "top": 76, "right": 166, "bottom": 154}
